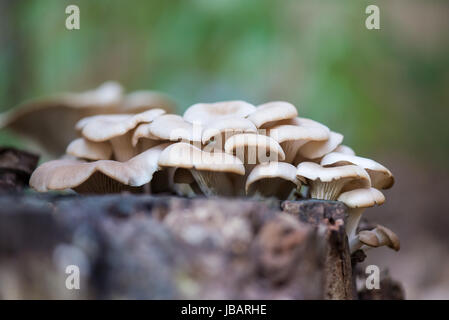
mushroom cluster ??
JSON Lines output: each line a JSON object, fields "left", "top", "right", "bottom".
{"left": 29, "top": 100, "right": 398, "bottom": 253}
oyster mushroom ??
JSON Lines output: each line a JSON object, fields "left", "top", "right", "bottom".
{"left": 245, "top": 162, "right": 300, "bottom": 199}
{"left": 183, "top": 100, "right": 256, "bottom": 125}
{"left": 321, "top": 152, "right": 394, "bottom": 189}
{"left": 224, "top": 133, "right": 285, "bottom": 165}
{"left": 66, "top": 138, "right": 112, "bottom": 161}
{"left": 202, "top": 117, "right": 257, "bottom": 152}
{"left": 76, "top": 108, "right": 165, "bottom": 161}
{"left": 337, "top": 187, "right": 385, "bottom": 243}
{"left": 158, "top": 142, "right": 245, "bottom": 197}
{"left": 296, "top": 131, "right": 344, "bottom": 162}
{"left": 265, "top": 123, "right": 329, "bottom": 163}
{"left": 350, "top": 225, "right": 400, "bottom": 253}
{"left": 0, "top": 82, "right": 124, "bottom": 156}
{"left": 30, "top": 143, "right": 169, "bottom": 194}
{"left": 296, "top": 162, "right": 371, "bottom": 200}
{"left": 247, "top": 101, "right": 298, "bottom": 128}
{"left": 122, "top": 90, "right": 176, "bottom": 113}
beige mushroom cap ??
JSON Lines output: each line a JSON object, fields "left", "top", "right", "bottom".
{"left": 224, "top": 133, "right": 286, "bottom": 164}
{"left": 30, "top": 143, "right": 169, "bottom": 193}
{"left": 158, "top": 142, "right": 245, "bottom": 175}
{"left": 321, "top": 152, "right": 394, "bottom": 189}
{"left": 337, "top": 187, "right": 385, "bottom": 208}
{"left": 122, "top": 90, "right": 176, "bottom": 113}
{"left": 66, "top": 138, "right": 112, "bottom": 161}
{"left": 77, "top": 108, "right": 166, "bottom": 142}
{"left": 296, "top": 162, "right": 370, "bottom": 186}
{"left": 298, "top": 131, "right": 344, "bottom": 160}
{"left": 265, "top": 123, "right": 329, "bottom": 163}
{"left": 133, "top": 114, "right": 202, "bottom": 145}
{"left": 183, "top": 101, "right": 256, "bottom": 125}
{"left": 245, "top": 162, "right": 300, "bottom": 198}
{"left": 247, "top": 101, "right": 298, "bottom": 128}
{"left": 202, "top": 117, "right": 257, "bottom": 145}
{"left": 359, "top": 225, "right": 400, "bottom": 251}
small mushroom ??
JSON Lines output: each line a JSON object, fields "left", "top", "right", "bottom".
{"left": 350, "top": 225, "right": 400, "bottom": 253}
{"left": 265, "top": 123, "right": 329, "bottom": 163}
{"left": 132, "top": 114, "right": 202, "bottom": 147}
{"left": 76, "top": 109, "right": 165, "bottom": 161}
{"left": 224, "top": 133, "right": 286, "bottom": 165}
{"left": 337, "top": 187, "right": 385, "bottom": 243}
{"left": 245, "top": 162, "right": 300, "bottom": 199}
{"left": 66, "top": 138, "right": 112, "bottom": 161}
{"left": 296, "top": 131, "right": 344, "bottom": 161}
{"left": 296, "top": 162, "right": 371, "bottom": 200}
{"left": 246, "top": 101, "right": 298, "bottom": 128}
{"left": 183, "top": 100, "right": 256, "bottom": 125}
{"left": 321, "top": 152, "right": 394, "bottom": 189}
{"left": 158, "top": 142, "right": 245, "bottom": 196}
{"left": 202, "top": 117, "right": 257, "bottom": 152}
{"left": 30, "top": 143, "right": 169, "bottom": 194}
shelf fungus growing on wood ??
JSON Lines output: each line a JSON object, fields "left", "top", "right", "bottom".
{"left": 26, "top": 93, "right": 398, "bottom": 258}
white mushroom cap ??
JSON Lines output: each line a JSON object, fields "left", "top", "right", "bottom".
{"left": 321, "top": 152, "right": 394, "bottom": 189}
{"left": 76, "top": 108, "right": 166, "bottom": 142}
{"left": 66, "top": 138, "right": 112, "bottom": 161}
{"left": 247, "top": 101, "right": 298, "bottom": 128}
{"left": 245, "top": 162, "right": 300, "bottom": 199}
{"left": 337, "top": 187, "right": 385, "bottom": 242}
{"left": 202, "top": 117, "right": 257, "bottom": 148}
{"left": 297, "top": 131, "right": 344, "bottom": 160}
{"left": 158, "top": 142, "right": 245, "bottom": 196}
{"left": 265, "top": 124, "right": 329, "bottom": 163}
{"left": 356, "top": 225, "right": 400, "bottom": 252}
{"left": 63, "top": 81, "right": 123, "bottom": 107}
{"left": 132, "top": 114, "right": 202, "bottom": 145}
{"left": 30, "top": 143, "right": 169, "bottom": 194}
{"left": 224, "top": 133, "right": 286, "bottom": 165}
{"left": 296, "top": 162, "right": 371, "bottom": 200}
{"left": 158, "top": 142, "right": 244, "bottom": 174}
{"left": 183, "top": 101, "right": 256, "bottom": 125}
{"left": 333, "top": 145, "right": 356, "bottom": 156}
{"left": 122, "top": 90, "right": 176, "bottom": 113}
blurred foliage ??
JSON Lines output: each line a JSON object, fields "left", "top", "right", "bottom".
{"left": 0, "top": 0, "right": 448, "bottom": 165}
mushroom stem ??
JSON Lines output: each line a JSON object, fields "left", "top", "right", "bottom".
{"left": 110, "top": 132, "right": 137, "bottom": 161}
{"left": 345, "top": 207, "right": 365, "bottom": 241}
{"left": 349, "top": 234, "right": 364, "bottom": 253}
{"left": 309, "top": 180, "right": 345, "bottom": 200}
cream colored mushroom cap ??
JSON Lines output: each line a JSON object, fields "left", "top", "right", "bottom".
{"left": 76, "top": 108, "right": 166, "bottom": 142}
{"left": 66, "top": 138, "right": 112, "bottom": 160}
{"left": 245, "top": 162, "right": 299, "bottom": 193}
{"left": 63, "top": 81, "right": 123, "bottom": 107}
{"left": 296, "top": 162, "right": 371, "bottom": 186}
{"left": 158, "top": 142, "right": 245, "bottom": 175}
{"left": 337, "top": 187, "right": 385, "bottom": 208}
{"left": 224, "top": 133, "right": 286, "bottom": 163}
{"left": 298, "top": 131, "right": 344, "bottom": 159}
{"left": 146, "top": 114, "right": 201, "bottom": 142}
{"left": 358, "top": 225, "right": 400, "bottom": 251}
{"left": 247, "top": 101, "right": 298, "bottom": 128}
{"left": 266, "top": 124, "right": 329, "bottom": 144}
{"left": 30, "top": 143, "right": 169, "bottom": 192}
{"left": 183, "top": 101, "right": 256, "bottom": 125}
{"left": 321, "top": 152, "right": 394, "bottom": 189}
{"left": 202, "top": 117, "right": 257, "bottom": 144}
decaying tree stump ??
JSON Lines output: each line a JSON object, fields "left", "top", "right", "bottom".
{"left": 0, "top": 193, "right": 359, "bottom": 299}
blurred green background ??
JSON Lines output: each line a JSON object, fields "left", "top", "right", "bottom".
{"left": 1, "top": 0, "right": 449, "bottom": 299}
{"left": 1, "top": 0, "right": 448, "bottom": 165}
